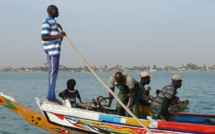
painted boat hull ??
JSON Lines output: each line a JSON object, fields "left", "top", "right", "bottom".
{"left": 43, "top": 111, "right": 183, "bottom": 134}
{"left": 0, "top": 92, "right": 188, "bottom": 134}
{"left": 172, "top": 113, "right": 215, "bottom": 124}
{"left": 0, "top": 92, "right": 99, "bottom": 134}
{"left": 36, "top": 97, "right": 215, "bottom": 134}
{"left": 105, "top": 100, "right": 214, "bottom": 125}
{"left": 1, "top": 92, "right": 215, "bottom": 134}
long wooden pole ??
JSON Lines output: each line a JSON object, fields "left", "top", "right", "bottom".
{"left": 58, "top": 28, "right": 153, "bottom": 134}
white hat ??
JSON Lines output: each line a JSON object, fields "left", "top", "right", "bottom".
{"left": 140, "top": 72, "right": 151, "bottom": 78}
{"left": 171, "top": 75, "right": 182, "bottom": 81}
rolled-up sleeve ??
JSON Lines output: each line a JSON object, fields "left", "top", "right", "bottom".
{"left": 110, "top": 76, "right": 115, "bottom": 88}
{"left": 126, "top": 75, "right": 134, "bottom": 89}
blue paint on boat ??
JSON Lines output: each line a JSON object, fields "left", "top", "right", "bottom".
{"left": 99, "top": 114, "right": 122, "bottom": 124}
{"left": 174, "top": 116, "right": 215, "bottom": 125}
{"left": 174, "top": 116, "right": 206, "bottom": 123}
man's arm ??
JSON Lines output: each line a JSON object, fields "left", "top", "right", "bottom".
{"left": 56, "top": 23, "right": 64, "bottom": 41}
{"left": 42, "top": 32, "right": 66, "bottom": 41}
{"left": 42, "top": 23, "right": 66, "bottom": 41}
{"left": 128, "top": 87, "right": 135, "bottom": 109}
{"left": 77, "top": 91, "right": 82, "bottom": 103}
{"left": 125, "top": 75, "right": 136, "bottom": 109}
{"left": 160, "top": 97, "right": 171, "bottom": 120}
{"left": 107, "top": 87, "right": 114, "bottom": 107}
{"left": 59, "top": 91, "right": 66, "bottom": 100}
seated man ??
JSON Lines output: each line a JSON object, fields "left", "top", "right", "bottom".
{"left": 107, "top": 71, "right": 141, "bottom": 117}
{"left": 150, "top": 75, "right": 183, "bottom": 121}
{"left": 139, "top": 72, "right": 152, "bottom": 116}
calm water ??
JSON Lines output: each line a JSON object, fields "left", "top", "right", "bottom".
{"left": 0, "top": 72, "right": 215, "bottom": 134}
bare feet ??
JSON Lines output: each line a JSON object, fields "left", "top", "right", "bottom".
{"left": 46, "top": 99, "right": 62, "bottom": 105}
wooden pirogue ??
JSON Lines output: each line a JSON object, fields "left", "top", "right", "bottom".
{"left": 1, "top": 92, "right": 215, "bottom": 134}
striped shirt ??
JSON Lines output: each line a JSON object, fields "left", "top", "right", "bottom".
{"left": 41, "top": 17, "right": 61, "bottom": 56}
{"left": 152, "top": 84, "right": 176, "bottom": 105}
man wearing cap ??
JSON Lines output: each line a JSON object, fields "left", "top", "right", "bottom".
{"left": 139, "top": 72, "right": 152, "bottom": 116}
{"left": 150, "top": 75, "right": 182, "bottom": 121}
{"left": 107, "top": 71, "right": 141, "bottom": 117}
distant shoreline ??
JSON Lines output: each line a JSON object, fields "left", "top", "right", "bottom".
{"left": 1, "top": 63, "right": 215, "bottom": 73}
{"left": 1, "top": 70, "right": 215, "bottom": 73}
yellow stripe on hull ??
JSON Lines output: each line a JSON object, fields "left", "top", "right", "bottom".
{"left": 125, "top": 118, "right": 150, "bottom": 127}
{"left": 80, "top": 119, "right": 147, "bottom": 134}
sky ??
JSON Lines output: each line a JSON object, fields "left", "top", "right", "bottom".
{"left": 1, "top": 0, "right": 215, "bottom": 69}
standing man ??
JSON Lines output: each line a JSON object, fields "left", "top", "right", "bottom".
{"left": 107, "top": 72, "right": 141, "bottom": 117}
{"left": 41, "top": 5, "right": 66, "bottom": 104}
{"left": 150, "top": 75, "right": 182, "bottom": 121}
{"left": 139, "top": 72, "right": 152, "bottom": 116}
